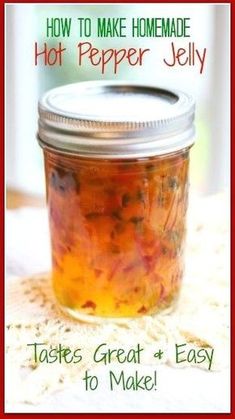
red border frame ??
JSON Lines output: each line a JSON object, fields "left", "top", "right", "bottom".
{"left": 1, "top": 1, "right": 233, "bottom": 417}
{"left": 1, "top": 0, "right": 4, "bottom": 416}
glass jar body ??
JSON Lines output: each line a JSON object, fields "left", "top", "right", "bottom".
{"left": 44, "top": 148, "right": 190, "bottom": 320}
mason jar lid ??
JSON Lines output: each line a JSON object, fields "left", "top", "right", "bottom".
{"left": 38, "top": 80, "right": 195, "bottom": 159}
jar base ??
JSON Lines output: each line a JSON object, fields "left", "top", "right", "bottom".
{"left": 59, "top": 304, "right": 146, "bottom": 325}
{"left": 58, "top": 298, "right": 178, "bottom": 324}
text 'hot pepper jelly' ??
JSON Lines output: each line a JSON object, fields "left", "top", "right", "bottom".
{"left": 38, "top": 81, "right": 195, "bottom": 322}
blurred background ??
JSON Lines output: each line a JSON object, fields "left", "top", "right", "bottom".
{"left": 5, "top": 4, "right": 230, "bottom": 208}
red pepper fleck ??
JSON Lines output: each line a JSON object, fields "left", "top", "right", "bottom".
{"left": 94, "top": 269, "right": 103, "bottom": 278}
{"left": 108, "top": 259, "right": 122, "bottom": 281}
{"left": 137, "top": 305, "right": 147, "bottom": 314}
{"left": 159, "top": 284, "right": 166, "bottom": 300}
{"left": 152, "top": 274, "right": 162, "bottom": 283}
{"left": 81, "top": 300, "right": 96, "bottom": 310}
{"left": 142, "top": 255, "right": 156, "bottom": 273}
{"left": 123, "top": 261, "right": 140, "bottom": 273}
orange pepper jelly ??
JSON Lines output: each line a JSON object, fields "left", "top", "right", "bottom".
{"left": 38, "top": 81, "right": 195, "bottom": 320}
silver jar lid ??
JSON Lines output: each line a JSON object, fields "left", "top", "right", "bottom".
{"left": 38, "top": 80, "right": 195, "bottom": 159}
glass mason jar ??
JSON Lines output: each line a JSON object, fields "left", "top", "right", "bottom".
{"left": 38, "top": 81, "right": 195, "bottom": 321}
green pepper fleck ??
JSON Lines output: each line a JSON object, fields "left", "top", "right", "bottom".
{"left": 129, "top": 216, "right": 144, "bottom": 225}
{"left": 122, "top": 193, "right": 131, "bottom": 207}
{"left": 110, "top": 244, "right": 121, "bottom": 254}
{"left": 114, "top": 222, "right": 125, "bottom": 234}
{"left": 145, "top": 164, "right": 155, "bottom": 172}
{"left": 136, "top": 189, "right": 145, "bottom": 203}
{"left": 111, "top": 210, "right": 122, "bottom": 221}
{"left": 168, "top": 176, "right": 179, "bottom": 190}
{"left": 85, "top": 212, "right": 102, "bottom": 220}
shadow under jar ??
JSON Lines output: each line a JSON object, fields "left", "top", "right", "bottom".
{"left": 38, "top": 81, "right": 195, "bottom": 321}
